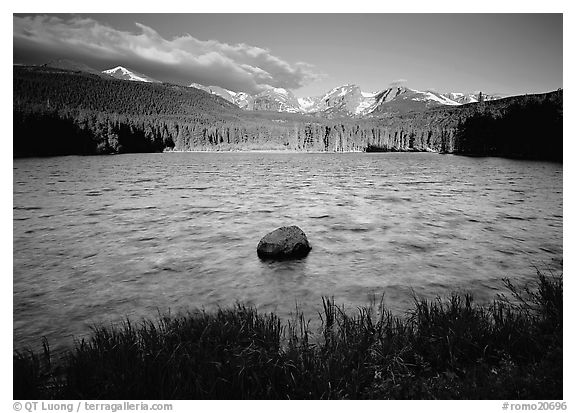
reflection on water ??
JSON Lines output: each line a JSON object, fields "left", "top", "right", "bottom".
{"left": 13, "top": 152, "right": 562, "bottom": 351}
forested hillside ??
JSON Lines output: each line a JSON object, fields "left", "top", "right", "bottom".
{"left": 13, "top": 66, "right": 562, "bottom": 160}
{"left": 367, "top": 91, "right": 563, "bottom": 160}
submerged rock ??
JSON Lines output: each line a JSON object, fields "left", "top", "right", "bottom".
{"left": 257, "top": 226, "right": 311, "bottom": 260}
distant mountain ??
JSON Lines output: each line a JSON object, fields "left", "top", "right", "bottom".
{"left": 300, "top": 85, "right": 461, "bottom": 116}
{"left": 41, "top": 59, "right": 104, "bottom": 76}
{"left": 188, "top": 81, "right": 507, "bottom": 117}
{"left": 189, "top": 83, "right": 307, "bottom": 112}
{"left": 443, "top": 92, "right": 506, "bottom": 105}
{"left": 102, "top": 66, "right": 160, "bottom": 83}
{"left": 189, "top": 83, "right": 254, "bottom": 109}
{"left": 96, "top": 61, "right": 507, "bottom": 115}
{"left": 233, "top": 92, "right": 254, "bottom": 110}
{"left": 189, "top": 83, "right": 234, "bottom": 101}
{"left": 367, "top": 87, "right": 461, "bottom": 116}
{"left": 297, "top": 96, "right": 320, "bottom": 112}
{"left": 252, "top": 88, "right": 301, "bottom": 113}
{"left": 59, "top": 60, "right": 508, "bottom": 116}
{"left": 302, "top": 84, "right": 371, "bottom": 116}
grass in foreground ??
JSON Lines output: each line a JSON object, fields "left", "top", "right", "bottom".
{"left": 14, "top": 271, "right": 562, "bottom": 399}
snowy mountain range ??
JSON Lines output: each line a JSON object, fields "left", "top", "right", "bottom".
{"left": 101, "top": 66, "right": 505, "bottom": 116}
{"left": 190, "top": 83, "right": 503, "bottom": 117}
{"left": 187, "top": 82, "right": 505, "bottom": 117}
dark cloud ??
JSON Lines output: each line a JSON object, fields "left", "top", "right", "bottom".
{"left": 13, "top": 15, "right": 321, "bottom": 93}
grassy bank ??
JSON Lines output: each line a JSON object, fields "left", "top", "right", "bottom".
{"left": 14, "top": 272, "right": 562, "bottom": 399}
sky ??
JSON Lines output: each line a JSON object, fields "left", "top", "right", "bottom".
{"left": 13, "top": 13, "right": 563, "bottom": 97}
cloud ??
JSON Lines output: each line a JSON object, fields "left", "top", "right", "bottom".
{"left": 13, "top": 15, "right": 322, "bottom": 94}
{"left": 389, "top": 78, "right": 408, "bottom": 87}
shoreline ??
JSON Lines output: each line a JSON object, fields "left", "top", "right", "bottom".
{"left": 162, "top": 148, "right": 369, "bottom": 154}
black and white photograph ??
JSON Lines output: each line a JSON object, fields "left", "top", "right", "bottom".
{"left": 10, "top": 9, "right": 566, "bottom": 405}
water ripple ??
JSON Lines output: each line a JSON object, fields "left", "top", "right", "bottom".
{"left": 13, "top": 152, "right": 563, "bottom": 352}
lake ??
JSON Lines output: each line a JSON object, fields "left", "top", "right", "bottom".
{"left": 13, "top": 152, "right": 563, "bottom": 352}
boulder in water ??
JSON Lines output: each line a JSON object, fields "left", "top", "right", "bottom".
{"left": 257, "top": 226, "right": 311, "bottom": 260}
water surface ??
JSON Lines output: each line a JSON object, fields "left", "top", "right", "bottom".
{"left": 13, "top": 152, "right": 563, "bottom": 351}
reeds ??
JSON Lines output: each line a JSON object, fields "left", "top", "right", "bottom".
{"left": 14, "top": 271, "right": 562, "bottom": 399}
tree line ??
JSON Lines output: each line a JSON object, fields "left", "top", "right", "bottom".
{"left": 13, "top": 66, "right": 562, "bottom": 161}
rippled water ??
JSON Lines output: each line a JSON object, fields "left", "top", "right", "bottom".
{"left": 13, "top": 152, "right": 563, "bottom": 351}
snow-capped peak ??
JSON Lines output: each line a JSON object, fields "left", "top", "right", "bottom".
{"left": 323, "top": 84, "right": 360, "bottom": 100}
{"left": 102, "top": 66, "right": 156, "bottom": 83}
{"left": 361, "top": 91, "right": 377, "bottom": 98}
{"left": 188, "top": 83, "right": 252, "bottom": 108}
{"left": 103, "top": 66, "right": 130, "bottom": 75}
{"left": 420, "top": 91, "right": 460, "bottom": 106}
{"left": 190, "top": 83, "right": 236, "bottom": 97}
{"left": 189, "top": 82, "right": 210, "bottom": 91}
{"left": 297, "top": 97, "right": 316, "bottom": 110}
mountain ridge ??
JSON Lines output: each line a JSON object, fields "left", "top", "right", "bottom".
{"left": 188, "top": 81, "right": 506, "bottom": 117}
{"left": 34, "top": 60, "right": 509, "bottom": 117}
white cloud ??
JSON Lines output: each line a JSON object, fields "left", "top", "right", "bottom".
{"left": 13, "top": 15, "right": 321, "bottom": 94}
{"left": 389, "top": 78, "right": 408, "bottom": 87}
